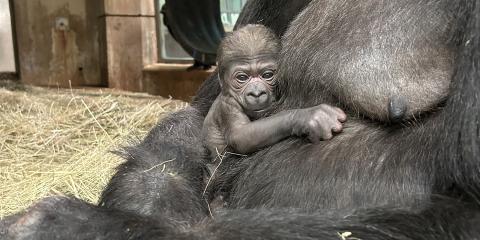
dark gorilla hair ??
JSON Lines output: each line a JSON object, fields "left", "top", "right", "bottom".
{"left": 2, "top": 0, "right": 480, "bottom": 239}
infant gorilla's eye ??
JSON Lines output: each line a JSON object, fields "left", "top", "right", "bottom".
{"left": 262, "top": 71, "right": 275, "bottom": 80}
{"left": 236, "top": 73, "right": 249, "bottom": 82}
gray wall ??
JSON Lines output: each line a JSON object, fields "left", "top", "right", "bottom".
{"left": 0, "top": 0, "right": 16, "bottom": 72}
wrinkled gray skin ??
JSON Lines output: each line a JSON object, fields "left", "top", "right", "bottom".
{"left": 202, "top": 25, "right": 346, "bottom": 156}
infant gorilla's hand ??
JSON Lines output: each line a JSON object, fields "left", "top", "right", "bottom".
{"left": 292, "top": 104, "right": 346, "bottom": 143}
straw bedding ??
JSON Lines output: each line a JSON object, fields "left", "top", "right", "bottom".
{"left": 0, "top": 81, "right": 187, "bottom": 217}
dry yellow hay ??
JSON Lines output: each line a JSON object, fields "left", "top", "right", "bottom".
{"left": 0, "top": 81, "right": 187, "bottom": 218}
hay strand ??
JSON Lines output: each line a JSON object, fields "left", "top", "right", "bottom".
{"left": 0, "top": 81, "right": 187, "bottom": 217}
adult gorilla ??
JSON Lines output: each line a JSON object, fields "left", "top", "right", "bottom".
{"left": 2, "top": 0, "right": 480, "bottom": 239}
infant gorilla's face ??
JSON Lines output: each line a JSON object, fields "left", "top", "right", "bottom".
{"left": 224, "top": 56, "right": 278, "bottom": 117}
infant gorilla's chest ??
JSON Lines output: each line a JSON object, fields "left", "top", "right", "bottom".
{"left": 203, "top": 114, "right": 229, "bottom": 159}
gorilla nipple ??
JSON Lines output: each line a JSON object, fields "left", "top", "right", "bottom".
{"left": 388, "top": 96, "right": 408, "bottom": 122}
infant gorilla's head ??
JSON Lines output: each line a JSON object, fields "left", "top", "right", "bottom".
{"left": 217, "top": 24, "right": 280, "bottom": 118}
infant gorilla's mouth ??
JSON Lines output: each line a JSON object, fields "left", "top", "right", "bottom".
{"left": 248, "top": 102, "right": 273, "bottom": 113}
{"left": 243, "top": 107, "right": 270, "bottom": 120}
{"left": 250, "top": 108, "right": 270, "bottom": 114}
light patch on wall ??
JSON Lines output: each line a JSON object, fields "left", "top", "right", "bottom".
{"left": 0, "top": 0, "right": 16, "bottom": 72}
{"left": 49, "top": 23, "right": 81, "bottom": 86}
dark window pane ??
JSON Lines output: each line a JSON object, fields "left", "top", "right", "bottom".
{"left": 221, "top": 0, "right": 247, "bottom": 32}
{"left": 157, "top": 0, "right": 192, "bottom": 61}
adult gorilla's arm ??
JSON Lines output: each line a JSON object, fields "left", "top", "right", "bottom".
{"left": 98, "top": 107, "right": 210, "bottom": 225}
{"left": 2, "top": 196, "right": 479, "bottom": 240}
{"left": 436, "top": 0, "right": 480, "bottom": 198}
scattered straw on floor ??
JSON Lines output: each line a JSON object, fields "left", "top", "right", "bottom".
{"left": 0, "top": 81, "right": 187, "bottom": 217}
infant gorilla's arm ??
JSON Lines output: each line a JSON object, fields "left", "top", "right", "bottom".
{"left": 222, "top": 98, "right": 347, "bottom": 154}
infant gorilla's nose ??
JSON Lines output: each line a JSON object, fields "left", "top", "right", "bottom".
{"left": 246, "top": 90, "right": 268, "bottom": 106}
{"left": 247, "top": 90, "right": 267, "bottom": 98}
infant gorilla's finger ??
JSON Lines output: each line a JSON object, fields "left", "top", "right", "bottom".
{"left": 319, "top": 128, "right": 333, "bottom": 140}
{"left": 317, "top": 105, "right": 344, "bottom": 120}
{"left": 317, "top": 109, "right": 340, "bottom": 127}
{"left": 316, "top": 119, "right": 334, "bottom": 140}
{"left": 332, "top": 121, "right": 343, "bottom": 133}
{"left": 334, "top": 107, "right": 347, "bottom": 122}
{"left": 323, "top": 105, "right": 347, "bottom": 122}
{"left": 307, "top": 121, "right": 322, "bottom": 143}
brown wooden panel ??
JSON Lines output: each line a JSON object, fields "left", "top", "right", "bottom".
{"left": 143, "top": 64, "right": 215, "bottom": 102}
{"left": 103, "top": 0, "right": 155, "bottom": 16}
{"left": 14, "top": 0, "right": 103, "bottom": 87}
{"left": 141, "top": 17, "right": 158, "bottom": 65}
{"left": 104, "top": 14, "right": 157, "bottom": 92}
{"left": 105, "top": 17, "right": 144, "bottom": 92}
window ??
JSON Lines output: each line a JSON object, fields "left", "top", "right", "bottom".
{"left": 0, "top": 0, "right": 16, "bottom": 73}
{"left": 220, "top": 0, "right": 248, "bottom": 32}
{"left": 156, "top": 0, "right": 247, "bottom": 62}
{"left": 156, "top": 0, "right": 192, "bottom": 61}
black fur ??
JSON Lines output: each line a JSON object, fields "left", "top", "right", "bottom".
{"left": 2, "top": 0, "right": 480, "bottom": 239}
{"left": 99, "top": 108, "right": 210, "bottom": 226}
{"left": 1, "top": 196, "right": 180, "bottom": 240}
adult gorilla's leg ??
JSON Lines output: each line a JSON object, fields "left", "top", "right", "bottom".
{"left": 0, "top": 196, "right": 184, "bottom": 240}
{"left": 99, "top": 107, "right": 211, "bottom": 225}
{"left": 3, "top": 197, "right": 479, "bottom": 240}
{"left": 200, "top": 197, "right": 480, "bottom": 240}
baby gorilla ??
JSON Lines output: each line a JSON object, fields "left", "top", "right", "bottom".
{"left": 202, "top": 24, "right": 346, "bottom": 157}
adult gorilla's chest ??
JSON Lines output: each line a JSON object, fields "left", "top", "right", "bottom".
{"left": 224, "top": 120, "right": 434, "bottom": 211}
{"left": 215, "top": 0, "right": 463, "bottom": 211}
{"left": 278, "top": 0, "right": 460, "bottom": 122}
